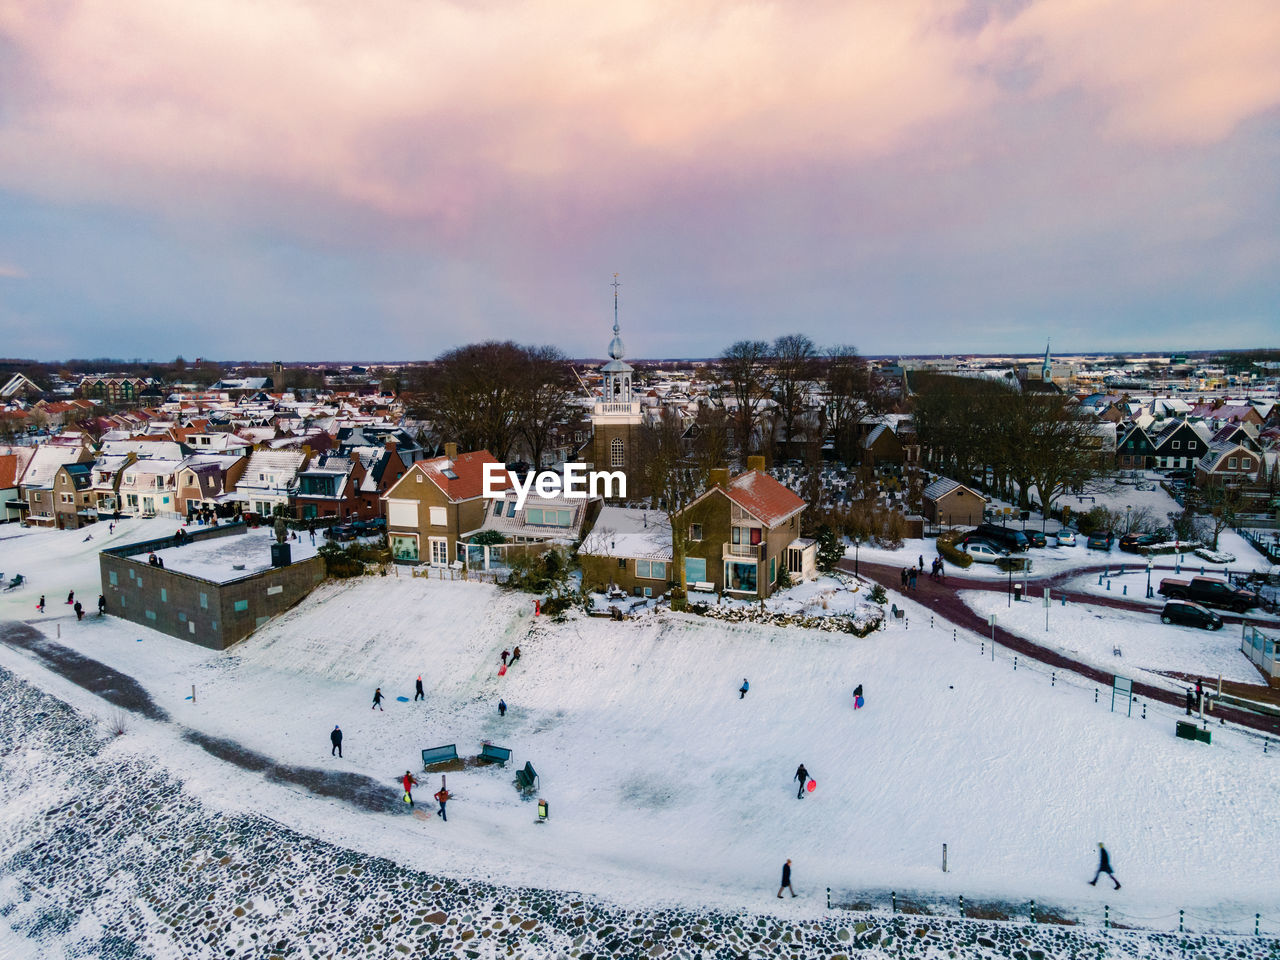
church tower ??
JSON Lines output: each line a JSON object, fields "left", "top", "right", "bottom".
{"left": 1041, "top": 339, "right": 1052, "bottom": 382}
{"left": 591, "top": 275, "right": 644, "bottom": 496}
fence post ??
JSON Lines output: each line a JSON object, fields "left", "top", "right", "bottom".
{"left": 827, "top": 886, "right": 831, "bottom": 910}
{"left": 981, "top": 642, "right": 984, "bottom": 657}
{"left": 1256, "top": 913, "right": 1261, "bottom": 936}
{"left": 1142, "top": 702, "right": 1146, "bottom": 720}
{"left": 1013, "top": 656, "right": 1018, "bottom": 671}
{"left": 959, "top": 895, "right": 964, "bottom": 918}
{"left": 1030, "top": 900, "right": 1036, "bottom": 924}
{"left": 891, "top": 891, "right": 896, "bottom": 914}
{"left": 942, "top": 843, "right": 947, "bottom": 873}
{"left": 953, "top": 628, "right": 956, "bottom": 642}
{"left": 1051, "top": 672, "right": 1055, "bottom": 687}
{"left": 1179, "top": 909, "right": 1184, "bottom": 933}
{"left": 1095, "top": 688, "right": 1099, "bottom": 704}
{"left": 1104, "top": 905, "right": 1109, "bottom": 928}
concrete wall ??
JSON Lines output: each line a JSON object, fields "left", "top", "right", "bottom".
{"left": 99, "top": 524, "right": 324, "bottom": 650}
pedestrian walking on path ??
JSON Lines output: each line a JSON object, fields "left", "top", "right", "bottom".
{"left": 794, "top": 763, "right": 809, "bottom": 799}
{"left": 330, "top": 724, "right": 343, "bottom": 757}
{"left": 777, "top": 859, "right": 796, "bottom": 898}
{"left": 501, "top": 649, "right": 509, "bottom": 666}
{"left": 74, "top": 601, "right": 83, "bottom": 621}
{"left": 510, "top": 646, "right": 521, "bottom": 665}
{"left": 739, "top": 678, "right": 749, "bottom": 700}
{"left": 435, "top": 787, "right": 450, "bottom": 821}
{"left": 401, "top": 771, "right": 419, "bottom": 807}
{"left": 1089, "top": 843, "right": 1121, "bottom": 890}
{"left": 97, "top": 594, "right": 106, "bottom": 615}
{"left": 36, "top": 595, "right": 45, "bottom": 613}
{"left": 414, "top": 675, "right": 425, "bottom": 701}
{"left": 498, "top": 699, "right": 507, "bottom": 717}
{"left": 372, "top": 688, "right": 384, "bottom": 711}
{"left": 66, "top": 590, "right": 74, "bottom": 605}
{"left": 853, "top": 683, "right": 864, "bottom": 709}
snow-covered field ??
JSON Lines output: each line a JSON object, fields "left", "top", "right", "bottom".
{"left": 958, "top": 589, "right": 1261, "bottom": 687}
{"left": 2, "top": 523, "right": 1280, "bottom": 933}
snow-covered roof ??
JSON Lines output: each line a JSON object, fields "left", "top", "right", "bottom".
{"left": 471, "top": 490, "right": 594, "bottom": 539}
{"left": 19, "top": 443, "right": 86, "bottom": 490}
{"left": 922, "top": 477, "right": 986, "bottom": 503}
{"left": 580, "top": 506, "right": 673, "bottom": 560}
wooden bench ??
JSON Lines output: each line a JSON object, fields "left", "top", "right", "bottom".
{"left": 479, "top": 743, "right": 511, "bottom": 766}
{"left": 689, "top": 581, "right": 715, "bottom": 593}
{"left": 421, "top": 744, "right": 458, "bottom": 768}
{"left": 514, "top": 761, "right": 539, "bottom": 792}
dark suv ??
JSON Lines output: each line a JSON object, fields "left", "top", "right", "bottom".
{"left": 972, "top": 523, "right": 1029, "bottom": 553}
{"left": 1119, "top": 533, "right": 1161, "bottom": 553}
{"left": 1160, "top": 600, "right": 1223, "bottom": 631}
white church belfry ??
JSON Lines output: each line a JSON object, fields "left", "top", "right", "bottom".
{"left": 600, "top": 275, "right": 635, "bottom": 404}
{"left": 591, "top": 274, "right": 644, "bottom": 488}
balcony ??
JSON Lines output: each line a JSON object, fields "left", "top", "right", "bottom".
{"left": 723, "top": 541, "right": 764, "bottom": 560}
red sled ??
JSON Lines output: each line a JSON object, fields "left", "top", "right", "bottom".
{"left": 498, "top": 664, "right": 507, "bottom": 676}
{"left": 854, "top": 695, "right": 864, "bottom": 709}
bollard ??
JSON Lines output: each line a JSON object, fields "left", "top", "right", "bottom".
{"left": 827, "top": 886, "right": 831, "bottom": 910}
{"left": 1104, "top": 905, "right": 1109, "bottom": 929}
{"left": 1098, "top": 574, "right": 1103, "bottom": 585}
{"left": 1179, "top": 909, "right": 1184, "bottom": 932}
{"left": 1095, "top": 688, "right": 1099, "bottom": 704}
{"left": 1061, "top": 596, "right": 1066, "bottom": 606}
{"left": 1122, "top": 585, "right": 1127, "bottom": 596}
{"left": 953, "top": 628, "right": 956, "bottom": 642}
{"left": 891, "top": 891, "right": 897, "bottom": 914}
{"left": 1266, "top": 740, "right": 1270, "bottom": 755}
{"left": 942, "top": 844, "right": 947, "bottom": 872}
{"left": 959, "top": 895, "right": 965, "bottom": 918}
{"left": 1256, "top": 914, "right": 1261, "bottom": 936}
{"left": 981, "top": 642, "right": 984, "bottom": 657}
{"left": 930, "top": 615, "right": 934, "bottom": 629}
{"left": 57, "top": 623, "right": 60, "bottom": 638}
{"left": 1106, "top": 580, "right": 1111, "bottom": 591}
{"left": 1051, "top": 672, "right": 1055, "bottom": 687}
{"left": 1142, "top": 702, "right": 1146, "bottom": 719}
{"left": 1014, "top": 656, "right": 1017, "bottom": 671}
{"left": 1030, "top": 900, "right": 1036, "bottom": 924}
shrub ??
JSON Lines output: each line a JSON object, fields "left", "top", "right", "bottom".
{"left": 540, "top": 593, "right": 576, "bottom": 620}
{"left": 318, "top": 542, "right": 364, "bottom": 578}
{"left": 868, "top": 583, "right": 888, "bottom": 605}
{"left": 935, "top": 532, "right": 974, "bottom": 569}
{"left": 815, "top": 526, "right": 844, "bottom": 572}
{"left": 472, "top": 529, "right": 506, "bottom": 546}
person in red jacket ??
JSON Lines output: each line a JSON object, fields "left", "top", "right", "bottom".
{"left": 401, "top": 771, "right": 419, "bottom": 807}
{"left": 434, "top": 786, "right": 450, "bottom": 821}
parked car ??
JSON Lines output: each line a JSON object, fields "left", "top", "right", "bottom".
{"left": 1055, "top": 529, "right": 1077, "bottom": 547}
{"left": 960, "top": 539, "right": 1010, "bottom": 564}
{"left": 1119, "top": 533, "right": 1162, "bottom": 553}
{"left": 1160, "top": 600, "right": 1223, "bottom": 631}
{"left": 1087, "top": 531, "right": 1113, "bottom": 551}
{"left": 972, "top": 523, "right": 1029, "bottom": 553}
{"left": 1163, "top": 469, "right": 1194, "bottom": 483}
{"left": 1158, "top": 575, "right": 1257, "bottom": 612}
{"left": 1025, "top": 530, "right": 1047, "bottom": 548}
{"left": 327, "top": 523, "right": 357, "bottom": 541}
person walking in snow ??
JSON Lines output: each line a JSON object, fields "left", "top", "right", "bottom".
{"left": 97, "top": 594, "right": 106, "bottom": 616}
{"left": 414, "top": 675, "right": 425, "bottom": 701}
{"left": 1185, "top": 688, "right": 1194, "bottom": 716}
{"left": 794, "top": 763, "right": 809, "bottom": 799}
{"left": 372, "top": 687, "right": 384, "bottom": 711}
{"left": 74, "top": 601, "right": 83, "bottom": 621}
{"left": 900, "top": 567, "right": 908, "bottom": 588}
{"left": 908, "top": 568, "right": 918, "bottom": 590}
{"left": 853, "top": 683, "right": 864, "bottom": 709}
{"left": 739, "top": 679, "right": 749, "bottom": 700}
{"left": 66, "top": 590, "right": 74, "bottom": 605}
{"left": 434, "top": 786, "right": 450, "bottom": 821}
{"left": 36, "top": 595, "right": 45, "bottom": 614}
{"left": 330, "top": 725, "right": 343, "bottom": 757}
{"left": 108, "top": 522, "right": 114, "bottom": 534}
{"left": 501, "top": 649, "right": 509, "bottom": 666}
{"left": 401, "top": 771, "right": 419, "bottom": 807}
{"left": 498, "top": 699, "right": 507, "bottom": 717}
{"left": 510, "top": 646, "right": 521, "bottom": 665}
{"left": 918, "top": 555, "right": 924, "bottom": 571}
{"left": 777, "top": 859, "right": 796, "bottom": 898}
{"left": 1089, "top": 843, "right": 1121, "bottom": 890}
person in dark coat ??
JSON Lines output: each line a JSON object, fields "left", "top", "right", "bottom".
{"left": 739, "top": 679, "right": 749, "bottom": 700}
{"left": 498, "top": 699, "right": 507, "bottom": 717}
{"left": 900, "top": 567, "right": 909, "bottom": 587}
{"left": 66, "top": 590, "right": 75, "bottom": 605}
{"left": 97, "top": 594, "right": 106, "bottom": 615}
{"left": 435, "top": 787, "right": 450, "bottom": 821}
{"left": 401, "top": 771, "right": 419, "bottom": 807}
{"left": 372, "top": 688, "right": 384, "bottom": 711}
{"left": 794, "top": 763, "right": 809, "bottom": 799}
{"left": 853, "top": 683, "right": 864, "bottom": 709}
{"left": 331, "top": 725, "right": 343, "bottom": 757}
{"left": 918, "top": 555, "right": 924, "bottom": 571}
{"left": 501, "top": 649, "right": 510, "bottom": 666}
{"left": 777, "top": 859, "right": 796, "bottom": 898}
{"left": 510, "top": 646, "right": 521, "bottom": 665}
{"left": 74, "top": 601, "right": 83, "bottom": 621}
{"left": 1089, "top": 843, "right": 1121, "bottom": 889}
{"left": 1185, "top": 688, "right": 1194, "bottom": 716}
{"left": 37, "top": 595, "right": 45, "bottom": 613}
{"left": 414, "top": 675, "right": 425, "bottom": 701}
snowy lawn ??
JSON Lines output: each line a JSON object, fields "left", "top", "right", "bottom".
{"left": 958, "top": 589, "right": 1261, "bottom": 687}
{"left": 0, "top": 549, "right": 1277, "bottom": 925}
{"left": 0, "top": 517, "right": 184, "bottom": 619}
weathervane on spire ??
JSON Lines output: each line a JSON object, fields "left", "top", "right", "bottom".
{"left": 611, "top": 273, "right": 621, "bottom": 335}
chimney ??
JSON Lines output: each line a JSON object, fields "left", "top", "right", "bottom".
{"left": 709, "top": 467, "right": 730, "bottom": 488}
{"left": 444, "top": 442, "right": 458, "bottom": 460}
{"left": 746, "top": 455, "right": 766, "bottom": 473}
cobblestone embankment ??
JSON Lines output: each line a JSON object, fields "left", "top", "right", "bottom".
{"left": 0, "top": 667, "right": 1275, "bottom": 959}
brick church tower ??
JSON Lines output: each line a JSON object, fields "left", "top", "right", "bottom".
{"left": 590, "top": 276, "right": 644, "bottom": 496}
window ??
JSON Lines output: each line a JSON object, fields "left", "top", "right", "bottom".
{"left": 636, "top": 560, "right": 666, "bottom": 580}
{"left": 1227, "top": 457, "right": 1237, "bottom": 470}
{"left": 429, "top": 506, "right": 447, "bottom": 526}
{"left": 160, "top": 588, "right": 167, "bottom": 602}
{"left": 618, "top": 558, "right": 626, "bottom": 569}
{"left": 527, "top": 507, "right": 543, "bottom": 524}
{"left": 493, "top": 500, "right": 503, "bottom": 517}
{"left": 506, "top": 501, "right": 516, "bottom": 518}
{"left": 200, "top": 592, "right": 208, "bottom": 609}
{"left": 429, "top": 538, "right": 449, "bottom": 565}
{"left": 769, "top": 556, "right": 777, "bottom": 584}
{"left": 685, "top": 557, "right": 706, "bottom": 583}
{"left": 787, "top": 548, "right": 803, "bottom": 574}
{"left": 109, "top": 571, "right": 118, "bottom": 586}
{"left": 1172, "top": 440, "right": 1180, "bottom": 450}
{"left": 643, "top": 586, "right": 653, "bottom": 598}
{"left": 725, "top": 561, "right": 758, "bottom": 593}
{"left": 145, "top": 610, "right": 156, "bottom": 621}
{"left": 234, "top": 599, "right": 249, "bottom": 612}
{"left": 611, "top": 437, "right": 624, "bottom": 468}
{"left": 689, "top": 523, "right": 702, "bottom": 542}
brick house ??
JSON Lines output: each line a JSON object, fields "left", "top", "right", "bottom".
{"left": 51, "top": 462, "right": 94, "bottom": 529}
{"left": 579, "top": 458, "right": 809, "bottom": 599}
{"left": 922, "top": 477, "right": 988, "bottom": 527}
{"left": 296, "top": 442, "right": 409, "bottom": 522}
{"left": 1115, "top": 423, "right": 1155, "bottom": 470}
{"left": 175, "top": 454, "right": 249, "bottom": 519}
{"left": 18, "top": 442, "right": 94, "bottom": 527}
{"left": 1149, "top": 419, "right": 1210, "bottom": 470}
{"left": 0, "top": 446, "right": 35, "bottom": 523}
{"left": 382, "top": 444, "right": 510, "bottom": 565}
{"left": 87, "top": 452, "right": 135, "bottom": 519}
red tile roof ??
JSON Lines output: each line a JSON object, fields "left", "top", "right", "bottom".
{"left": 0, "top": 454, "right": 22, "bottom": 489}
{"left": 416, "top": 450, "right": 511, "bottom": 501}
{"left": 723, "top": 470, "right": 806, "bottom": 526}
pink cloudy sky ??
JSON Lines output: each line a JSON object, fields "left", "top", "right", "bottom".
{"left": 0, "top": 0, "right": 1277, "bottom": 360}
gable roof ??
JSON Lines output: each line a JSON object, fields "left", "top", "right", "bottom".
{"left": 20, "top": 443, "right": 87, "bottom": 489}
{"left": 390, "top": 450, "right": 508, "bottom": 502}
{"left": 922, "top": 476, "right": 988, "bottom": 503}
{"left": 1197, "top": 441, "right": 1261, "bottom": 474}
{"left": 722, "top": 470, "right": 806, "bottom": 527}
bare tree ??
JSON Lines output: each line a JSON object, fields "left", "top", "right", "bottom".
{"left": 822, "top": 346, "right": 883, "bottom": 465}
{"left": 1194, "top": 480, "right": 1243, "bottom": 550}
{"left": 689, "top": 404, "right": 730, "bottom": 486}
{"left": 637, "top": 409, "right": 700, "bottom": 610}
{"left": 771, "top": 334, "right": 818, "bottom": 456}
{"left": 716, "top": 340, "right": 773, "bottom": 462}
{"left": 514, "top": 346, "right": 575, "bottom": 469}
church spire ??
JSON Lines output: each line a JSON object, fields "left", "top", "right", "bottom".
{"left": 600, "top": 273, "right": 633, "bottom": 401}
{"left": 608, "top": 273, "right": 625, "bottom": 361}
{"left": 1042, "top": 338, "right": 1052, "bottom": 381}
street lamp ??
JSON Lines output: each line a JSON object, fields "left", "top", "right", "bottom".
{"left": 854, "top": 536, "right": 861, "bottom": 578}
{"left": 1146, "top": 556, "right": 1154, "bottom": 599}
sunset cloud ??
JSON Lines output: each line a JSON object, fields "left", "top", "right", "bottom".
{"left": 0, "top": 0, "right": 1276, "bottom": 357}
